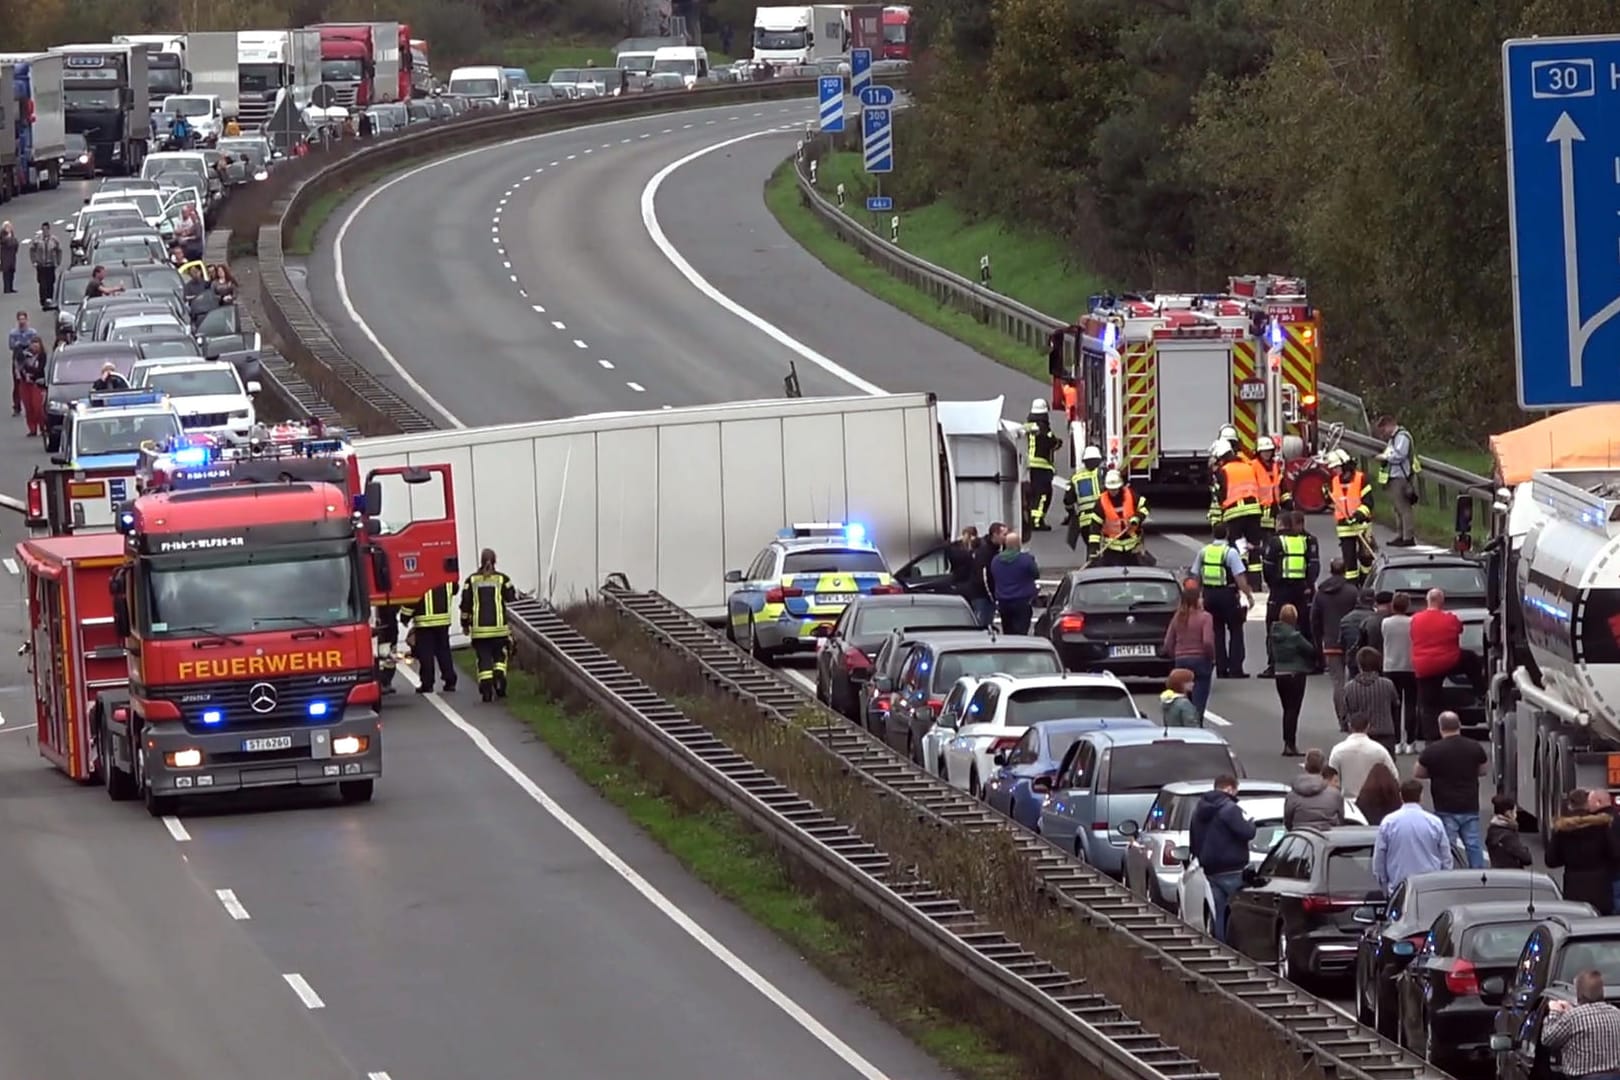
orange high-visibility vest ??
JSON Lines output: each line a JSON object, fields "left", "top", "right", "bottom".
{"left": 1255, "top": 458, "right": 1282, "bottom": 507}
{"left": 1099, "top": 489, "right": 1137, "bottom": 537}
{"left": 1331, "top": 472, "right": 1367, "bottom": 523}
{"left": 1220, "top": 459, "right": 1260, "bottom": 508}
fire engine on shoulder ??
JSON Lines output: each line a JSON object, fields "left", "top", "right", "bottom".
{"left": 1049, "top": 275, "right": 1328, "bottom": 507}
{"left": 15, "top": 421, "right": 460, "bottom": 816}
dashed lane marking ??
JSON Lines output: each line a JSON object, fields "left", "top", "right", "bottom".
{"left": 573, "top": 339, "right": 588, "bottom": 349}
{"left": 282, "top": 973, "right": 326, "bottom": 1010}
{"left": 599, "top": 359, "right": 615, "bottom": 369}
{"left": 215, "top": 888, "right": 251, "bottom": 920}
{"left": 163, "top": 816, "right": 191, "bottom": 842}
{"left": 532, "top": 304, "right": 546, "bottom": 313}
{"left": 368, "top": 1073, "right": 393, "bottom": 1080}
{"left": 551, "top": 320, "right": 566, "bottom": 330}
{"left": 3, "top": 558, "right": 16, "bottom": 575}
{"left": 626, "top": 381, "right": 646, "bottom": 392}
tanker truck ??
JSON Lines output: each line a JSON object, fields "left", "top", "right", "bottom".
{"left": 1479, "top": 467, "right": 1620, "bottom": 843}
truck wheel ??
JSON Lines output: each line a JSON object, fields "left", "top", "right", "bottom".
{"left": 132, "top": 736, "right": 178, "bottom": 817}
{"left": 339, "top": 779, "right": 374, "bottom": 804}
{"left": 101, "top": 720, "right": 135, "bottom": 801}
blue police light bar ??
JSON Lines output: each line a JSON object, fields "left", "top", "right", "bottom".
{"left": 1102, "top": 322, "right": 1119, "bottom": 351}
{"left": 88, "top": 388, "right": 164, "bottom": 409}
{"left": 170, "top": 445, "right": 210, "bottom": 467}
{"left": 1267, "top": 319, "right": 1283, "bottom": 348}
{"left": 308, "top": 701, "right": 328, "bottom": 718}
{"left": 201, "top": 709, "right": 223, "bottom": 725}
{"left": 116, "top": 509, "right": 136, "bottom": 533}
{"left": 845, "top": 522, "right": 867, "bottom": 544}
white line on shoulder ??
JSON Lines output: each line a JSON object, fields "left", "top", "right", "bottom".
{"left": 215, "top": 888, "right": 251, "bottom": 920}
{"left": 163, "top": 816, "right": 191, "bottom": 842}
{"left": 282, "top": 973, "right": 326, "bottom": 1009}
{"left": 3, "top": 558, "right": 18, "bottom": 575}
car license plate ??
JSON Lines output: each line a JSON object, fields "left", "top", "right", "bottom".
{"left": 242, "top": 735, "right": 292, "bottom": 752}
{"left": 815, "top": 593, "right": 855, "bottom": 605}
{"left": 1109, "top": 644, "right": 1157, "bottom": 658}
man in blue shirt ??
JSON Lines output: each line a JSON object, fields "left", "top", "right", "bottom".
{"left": 8, "top": 310, "right": 40, "bottom": 417}
{"left": 1373, "top": 779, "right": 1452, "bottom": 895}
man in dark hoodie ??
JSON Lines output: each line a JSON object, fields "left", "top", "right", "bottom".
{"left": 970, "top": 522, "right": 1007, "bottom": 627}
{"left": 1285, "top": 749, "right": 1345, "bottom": 829}
{"left": 1190, "top": 774, "right": 1256, "bottom": 943}
{"left": 989, "top": 531, "right": 1039, "bottom": 635}
{"left": 1312, "top": 560, "right": 1361, "bottom": 727}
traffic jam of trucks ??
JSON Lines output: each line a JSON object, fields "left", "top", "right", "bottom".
{"left": 0, "top": 50, "right": 66, "bottom": 200}
{"left": 751, "top": 3, "right": 911, "bottom": 68}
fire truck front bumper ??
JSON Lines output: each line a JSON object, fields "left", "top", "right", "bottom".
{"left": 142, "top": 711, "right": 382, "bottom": 796}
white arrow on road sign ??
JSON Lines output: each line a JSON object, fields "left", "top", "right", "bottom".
{"left": 1550, "top": 111, "right": 1620, "bottom": 388}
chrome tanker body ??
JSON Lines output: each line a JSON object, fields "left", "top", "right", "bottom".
{"left": 1489, "top": 468, "right": 1620, "bottom": 842}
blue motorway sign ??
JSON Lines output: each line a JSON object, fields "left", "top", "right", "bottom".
{"left": 863, "top": 105, "right": 893, "bottom": 174}
{"left": 1504, "top": 36, "right": 1620, "bottom": 408}
{"left": 859, "top": 85, "right": 894, "bottom": 108}
{"left": 850, "top": 48, "right": 872, "bottom": 105}
{"left": 866, "top": 195, "right": 893, "bottom": 213}
{"left": 818, "top": 75, "right": 845, "bottom": 132}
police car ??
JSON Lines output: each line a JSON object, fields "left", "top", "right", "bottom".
{"left": 725, "top": 523, "right": 899, "bottom": 662}
{"left": 51, "top": 389, "right": 185, "bottom": 529}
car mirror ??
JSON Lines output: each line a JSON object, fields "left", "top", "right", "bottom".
{"left": 873, "top": 675, "right": 894, "bottom": 694}
{"left": 50, "top": 454, "right": 69, "bottom": 467}
{"left": 1241, "top": 866, "right": 1265, "bottom": 887}
{"left": 915, "top": 705, "right": 934, "bottom": 723}
{"left": 992, "top": 750, "right": 1008, "bottom": 767}
{"left": 245, "top": 380, "right": 261, "bottom": 394}
{"left": 1117, "top": 819, "right": 1139, "bottom": 838}
{"left": 724, "top": 569, "right": 743, "bottom": 583}
{"left": 1170, "top": 844, "right": 1190, "bottom": 862}
{"left": 1480, "top": 975, "right": 1507, "bottom": 998}
{"left": 1489, "top": 1034, "right": 1514, "bottom": 1054}
{"left": 1031, "top": 777, "right": 1052, "bottom": 794}
{"left": 1350, "top": 904, "right": 1380, "bottom": 924}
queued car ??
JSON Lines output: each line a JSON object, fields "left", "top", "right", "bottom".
{"left": 931, "top": 672, "right": 1140, "bottom": 795}
{"left": 43, "top": 342, "right": 139, "bottom": 452}
{"left": 863, "top": 627, "right": 960, "bottom": 735}
{"left": 135, "top": 361, "right": 259, "bottom": 439}
{"left": 98, "top": 311, "right": 189, "bottom": 344}
{"left": 1120, "top": 780, "right": 1290, "bottom": 911}
{"left": 882, "top": 632, "right": 1062, "bottom": 758}
{"left": 1366, "top": 549, "right": 1488, "bottom": 724}
{"left": 1356, "top": 869, "right": 1560, "bottom": 1038}
{"left": 57, "top": 389, "right": 184, "bottom": 470}
{"left": 55, "top": 262, "right": 183, "bottom": 327}
{"left": 814, "top": 592, "right": 977, "bottom": 719}
{"left": 1038, "top": 727, "right": 1241, "bottom": 877}
{"left": 86, "top": 231, "right": 168, "bottom": 267}
{"left": 134, "top": 335, "right": 205, "bottom": 363}
{"left": 74, "top": 295, "right": 189, "bottom": 342}
{"left": 1032, "top": 566, "right": 1183, "bottom": 678}
{"left": 725, "top": 522, "right": 899, "bottom": 662}
{"left": 981, "top": 715, "right": 1155, "bottom": 830}
{"left": 1491, "top": 914, "right": 1620, "bottom": 1079}
{"left": 62, "top": 132, "right": 95, "bottom": 178}
{"left": 1398, "top": 900, "right": 1595, "bottom": 1073}
{"left": 68, "top": 202, "right": 146, "bottom": 263}
{"left": 1177, "top": 799, "right": 1369, "bottom": 935}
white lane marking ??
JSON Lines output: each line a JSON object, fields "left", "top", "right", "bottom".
{"left": 566, "top": 153, "right": 577, "bottom": 160}
{"left": 1203, "top": 709, "right": 1232, "bottom": 728}
{"left": 492, "top": 214, "right": 500, "bottom": 223}
{"left": 400, "top": 666, "right": 898, "bottom": 1080}
{"left": 705, "top": 119, "right": 716, "bottom": 125}
{"left": 782, "top": 668, "right": 816, "bottom": 692}
{"left": 502, "top": 261, "right": 511, "bottom": 269}
{"left": 583, "top": 148, "right": 593, "bottom": 154}
{"left": 518, "top": 288, "right": 528, "bottom": 298}
{"left": 602, "top": 142, "right": 612, "bottom": 148}
{"left": 496, "top": 247, "right": 506, "bottom": 257}
{"left": 573, "top": 339, "right": 588, "bottom": 349}
{"left": 282, "top": 973, "right": 326, "bottom": 1010}
{"left": 662, "top": 127, "right": 673, "bottom": 133}
{"left": 215, "top": 888, "right": 251, "bottom": 920}
{"left": 551, "top": 320, "right": 566, "bottom": 330}
{"left": 642, "top": 130, "right": 886, "bottom": 397}
{"left": 621, "top": 137, "right": 632, "bottom": 143}
{"left": 684, "top": 123, "right": 694, "bottom": 129}
{"left": 532, "top": 304, "right": 547, "bottom": 313}
{"left": 599, "top": 359, "right": 615, "bottom": 369}
{"left": 509, "top": 274, "right": 519, "bottom": 284}
{"left": 639, "top": 133, "right": 650, "bottom": 138}
{"left": 368, "top": 1074, "right": 393, "bottom": 1080}
{"left": 550, "top": 160, "right": 559, "bottom": 166}
{"left": 163, "top": 816, "right": 191, "bottom": 842}
{"left": 335, "top": 103, "right": 818, "bottom": 431}
{"left": 627, "top": 381, "right": 646, "bottom": 392}
{"left": 2, "top": 558, "right": 16, "bottom": 575}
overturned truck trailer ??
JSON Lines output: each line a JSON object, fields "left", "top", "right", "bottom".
{"left": 354, "top": 393, "right": 1014, "bottom": 620}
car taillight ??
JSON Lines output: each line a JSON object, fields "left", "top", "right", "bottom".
{"left": 1300, "top": 895, "right": 1358, "bottom": 914}
{"left": 1161, "top": 844, "right": 1180, "bottom": 866}
{"left": 1444, "top": 958, "right": 1480, "bottom": 996}
{"left": 1057, "top": 613, "right": 1085, "bottom": 633}
{"left": 928, "top": 698, "right": 946, "bottom": 714}
{"left": 869, "top": 584, "right": 902, "bottom": 594}
{"left": 988, "top": 736, "right": 1020, "bottom": 753}
{"left": 1092, "top": 821, "right": 1111, "bottom": 833}
{"left": 764, "top": 586, "right": 803, "bottom": 603}
{"left": 843, "top": 646, "right": 872, "bottom": 671}
{"left": 25, "top": 478, "right": 43, "bottom": 521}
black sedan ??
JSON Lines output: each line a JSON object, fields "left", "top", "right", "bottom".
{"left": 1397, "top": 899, "right": 1593, "bottom": 1073}
{"left": 1032, "top": 566, "right": 1181, "bottom": 679}
{"left": 1367, "top": 550, "right": 1489, "bottom": 723}
{"left": 814, "top": 592, "right": 976, "bottom": 719}
{"left": 1224, "top": 825, "right": 1386, "bottom": 989}
{"left": 1356, "top": 868, "right": 1558, "bottom": 1038}
{"left": 1492, "top": 914, "right": 1620, "bottom": 1079}
{"left": 62, "top": 133, "right": 95, "bottom": 178}
{"left": 43, "top": 343, "right": 139, "bottom": 451}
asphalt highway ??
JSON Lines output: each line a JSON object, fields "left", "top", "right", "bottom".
{"left": 0, "top": 176, "right": 952, "bottom": 1079}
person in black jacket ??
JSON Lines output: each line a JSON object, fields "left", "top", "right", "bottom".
{"left": 968, "top": 522, "right": 1005, "bottom": 628}
{"left": 1546, "top": 789, "right": 1620, "bottom": 915}
{"left": 1190, "top": 774, "right": 1256, "bottom": 944}
{"left": 1486, "top": 794, "right": 1533, "bottom": 869}
{"left": 947, "top": 525, "right": 982, "bottom": 605}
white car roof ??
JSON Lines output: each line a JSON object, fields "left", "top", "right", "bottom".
{"left": 145, "top": 361, "right": 236, "bottom": 378}
{"left": 975, "top": 672, "right": 1129, "bottom": 691}
{"left": 1231, "top": 796, "right": 1369, "bottom": 826}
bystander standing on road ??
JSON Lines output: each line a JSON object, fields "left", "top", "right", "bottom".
{"left": 1190, "top": 774, "right": 1255, "bottom": 944}
{"left": 1285, "top": 749, "right": 1344, "bottom": 829}
{"left": 1374, "top": 779, "right": 1453, "bottom": 895}
{"left": 1381, "top": 592, "right": 1419, "bottom": 753}
{"left": 1487, "top": 794, "right": 1534, "bottom": 869}
{"left": 0, "top": 220, "right": 18, "bottom": 293}
{"left": 1357, "top": 763, "right": 1403, "bottom": 826}
{"left": 1542, "top": 970, "right": 1620, "bottom": 1080}
{"left": 16, "top": 337, "right": 46, "bottom": 438}
{"left": 1269, "top": 603, "right": 1316, "bottom": 756}
{"left": 1160, "top": 669, "right": 1202, "bottom": 728}
{"left": 989, "top": 532, "right": 1038, "bottom": 635}
{"left": 9, "top": 310, "right": 39, "bottom": 417}
{"left": 1329, "top": 714, "right": 1398, "bottom": 801}
{"left": 1375, "top": 414, "right": 1420, "bottom": 548}
{"left": 1411, "top": 588, "right": 1464, "bottom": 741}
{"left": 29, "top": 222, "right": 60, "bottom": 310}
{"left": 1162, "top": 584, "right": 1216, "bottom": 720}
{"left": 1547, "top": 789, "right": 1620, "bottom": 916}
{"left": 1361, "top": 591, "right": 1395, "bottom": 655}
{"left": 970, "top": 522, "right": 1005, "bottom": 628}
{"left": 1414, "top": 711, "right": 1488, "bottom": 868}
{"left": 1343, "top": 647, "right": 1399, "bottom": 755}
{"left": 947, "top": 526, "right": 988, "bottom": 624}
{"left": 1311, "top": 558, "right": 1359, "bottom": 728}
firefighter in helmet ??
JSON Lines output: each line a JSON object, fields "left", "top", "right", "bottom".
{"left": 1064, "top": 444, "right": 1104, "bottom": 552}
{"left": 1023, "top": 396, "right": 1062, "bottom": 533}
{"left": 1210, "top": 438, "right": 1264, "bottom": 589}
{"left": 1092, "top": 468, "right": 1149, "bottom": 566}
{"left": 1328, "top": 449, "right": 1375, "bottom": 584}
{"left": 1253, "top": 434, "right": 1290, "bottom": 584}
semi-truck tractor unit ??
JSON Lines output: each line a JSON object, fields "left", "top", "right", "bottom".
{"left": 409, "top": 38, "right": 432, "bottom": 97}
{"left": 236, "top": 30, "right": 321, "bottom": 142}
{"left": 311, "top": 24, "right": 386, "bottom": 108}
{"left": 54, "top": 44, "right": 148, "bottom": 174}
{"left": 112, "top": 34, "right": 186, "bottom": 106}
{"left": 0, "top": 52, "right": 66, "bottom": 196}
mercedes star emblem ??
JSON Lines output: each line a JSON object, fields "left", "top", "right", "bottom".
{"left": 1126, "top": 614, "right": 1136, "bottom": 624}
{"left": 247, "top": 682, "right": 279, "bottom": 714}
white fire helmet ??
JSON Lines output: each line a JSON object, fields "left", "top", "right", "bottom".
{"left": 1030, "top": 397, "right": 1049, "bottom": 414}
{"left": 1104, "top": 469, "right": 1124, "bottom": 491}
{"left": 1081, "top": 445, "right": 1104, "bottom": 464}
{"left": 1217, "top": 424, "right": 1239, "bottom": 443}
{"left": 1256, "top": 435, "right": 1277, "bottom": 454}
{"left": 1210, "top": 438, "right": 1233, "bottom": 459}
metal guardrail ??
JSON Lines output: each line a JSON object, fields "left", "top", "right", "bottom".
{"left": 506, "top": 593, "right": 1217, "bottom": 1080}
{"left": 787, "top": 156, "right": 1496, "bottom": 510}
{"left": 567, "top": 584, "right": 1454, "bottom": 1080}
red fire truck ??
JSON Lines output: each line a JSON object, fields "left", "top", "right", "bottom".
{"left": 17, "top": 434, "right": 458, "bottom": 816}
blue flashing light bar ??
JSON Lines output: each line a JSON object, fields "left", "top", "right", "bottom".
{"left": 308, "top": 701, "right": 328, "bottom": 718}
{"left": 201, "top": 709, "right": 223, "bottom": 725}
{"left": 170, "top": 445, "right": 210, "bottom": 467}
{"left": 1267, "top": 319, "right": 1283, "bottom": 348}
{"left": 779, "top": 522, "right": 870, "bottom": 544}
{"left": 88, "top": 388, "right": 164, "bottom": 409}
{"left": 1102, "top": 321, "right": 1119, "bottom": 351}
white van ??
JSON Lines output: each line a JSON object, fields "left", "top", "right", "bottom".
{"left": 446, "top": 65, "right": 508, "bottom": 108}
{"left": 650, "top": 46, "right": 710, "bottom": 89}
{"left": 158, "top": 95, "right": 225, "bottom": 146}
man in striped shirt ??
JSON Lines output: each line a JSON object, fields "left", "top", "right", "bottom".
{"left": 1544, "top": 970, "right": 1620, "bottom": 1079}
{"left": 1342, "top": 646, "right": 1399, "bottom": 755}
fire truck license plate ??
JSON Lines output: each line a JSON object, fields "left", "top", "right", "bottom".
{"left": 242, "top": 736, "right": 293, "bottom": 752}
{"left": 1238, "top": 381, "right": 1267, "bottom": 401}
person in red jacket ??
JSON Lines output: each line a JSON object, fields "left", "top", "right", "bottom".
{"left": 1410, "top": 588, "right": 1464, "bottom": 743}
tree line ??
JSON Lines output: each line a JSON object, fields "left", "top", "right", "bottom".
{"left": 895, "top": 0, "right": 1620, "bottom": 441}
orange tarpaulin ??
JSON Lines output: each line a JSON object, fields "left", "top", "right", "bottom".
{"left": 1490, "top": 405, "right": 1620, "bottom": 485}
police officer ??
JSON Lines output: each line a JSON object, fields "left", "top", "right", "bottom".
{"left": 1064, "top": 444, "right": 1104, "bottom": 553}
{"left": 372, "top": 605, "right": 402, "bottom": 695}
{"left": 461, "top": 548, "right": 518, "bottom": 702}
{"left": 1023, "top": 397, "right": 1062, "bottom": 533}
{"left": 1210, "top": 438, "right": 1264, "bottom": 590}
{"left": 401, "top": 579, "right": 458, "bottom": 694}
{"left": 1260, "top": 510, "right": 1319, "bottom": 675}
{"left": 1092, "top": 469, "right": 1150, "bottom": 566}
{"left": 1329, "top": 450, "right": 1375, "bottom": 584}
{"left": 1197, "top": 524, "right": 1255, "bottom": 679}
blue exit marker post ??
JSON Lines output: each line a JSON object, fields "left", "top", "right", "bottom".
{"left": 866, "top": 195, "right": 893, "bottom": 212}
{"left": 863, "top": 102, "right": 893, "bottom": 174}
{"left": 1504, "top": 36, "right": 1620, "bottom": 408}
{"left": 818, "top": 75, "right": 845, "bottom": 133}
{"left": 850, "top": 48, "right": 872, "bottom": 110}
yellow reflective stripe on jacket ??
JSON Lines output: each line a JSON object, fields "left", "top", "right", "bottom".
{"left": 1279, "top": 534, "right": 1308, "bottom": 580}
{"left": 1025, "top": 422, "right": 1052, "bottom": 470}
{"left": 409, "top": 583, "right": 455, "bottom": 627}
{"left": 463, "top": 572, "right": 510, "bottom": 638}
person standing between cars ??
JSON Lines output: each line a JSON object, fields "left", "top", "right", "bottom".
{"left": 1374, "top": 779, "right": 1453, "bottom": 895}
{"left": 84, "top": 265, "right": 124, "bottom": 300}
{"left": 1381, "top": 592, "right": 1419, "bottom": 753}
{"left": 9, "top": 310, "right": 40, "bottom": 417}
{"left": 1329, "top": 449, "right": 1375, "bottom": 584}
{"left": 1252, "top": 434, "right": 1290, "bottom": 542}
{"left": 1410, "top": 588, "right": 1464, "bottom": 742}
{"left": 1285, "top": 749, "right": 1345, "bottom": 829}
{"left": 17, "top": 337, "right": 46, "bottom": 438}
{"left": 1361, "top": 590, "right": 1395, "bottom": 656}
{"left": 1356, "top": 762, "right": 1403, "bottom": 826}
{"left": 168, "top": 109, "right": 192, "bottom": 150}
{"left": 0, "top": 220, "right": 17, "bottom": 294}
{"left": 1270, "top": 603, "right": 1316, "bottom": 756}
{"left": 1336, "top": 587, "right": 1379, "bottom": 729}
{"left": 1542, "top": 970, "right": 1620, "bottom": 1080}
{"left": 402, "top": 579, "right": 458, "bottom": 694}
{"left": 224, "top": 116, "right": 241, "bottom": 137}
{"left": 1329, "top": 714, "right": 1399, "bottom": 802}
{"left": 30, "top": 221, "right": 61, "bottom": 310}
{"left": 1196, "top": 523, "right": 1254, "bottom": 679}
{"left": 1189, "top": 774, "right": 1256, "bottom": 944}
{"left": 1547, "top": 789, "right": 1620, "bottom": 916}
{"left": 1343, "top": 646, "right": 1400, "bottom": 755}
{"left": 176, "top": 207, "right": 204, "bottom": 262}
{"left": 989, "top": 531, "right": 1039, "bottom": 635}
{"left": 1374, "top": 414, "right": 1420, "bottom": 548}
{"left": 1413, "top": 711, "right": 1489, "bottom": 868}
{"left": 1261, "top": 510, "right": 1318, "bottom": 675}
{"left": 1023, "top": 397, "right": 1061, "bottom": 532}
{"left": 1487, "top": 794, "right": 1534, "bottom": 870}
{"left": 1312, "top": 557, "right": 1359, "bottom": 725}
{"left": 461, "top": 548, "right": 518, "bottom": 702}
{"left": 947, "top": 526, "right": 988, "bottom": 621}
{"left": 1161, "top": 584, "right": 1216, "bottom": 721}
{"left": 970, "top": 522, "right": 1005, "bottom": 628}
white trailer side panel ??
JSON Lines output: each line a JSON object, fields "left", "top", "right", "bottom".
{"left": 354, "top": 394, "right": 946, "bottom": 618}
{"left": 1154, "top": 341, "right": 1233, "bottom": 456}
{"left": 186, "top": 32, "right": 240, "bottom": 117}
{"left": 28, "top": 53, "right": 67, "bottom": 162}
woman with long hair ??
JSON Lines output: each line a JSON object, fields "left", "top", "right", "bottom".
{"left": 1161, "top": 584, "right": 1216, "bottom": 720}
{"left": 1270, "top": 603, "right": 1318, "bottom": 756}
{"left": 1354, "top": 761, "right": 1402, "bottom": 826}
